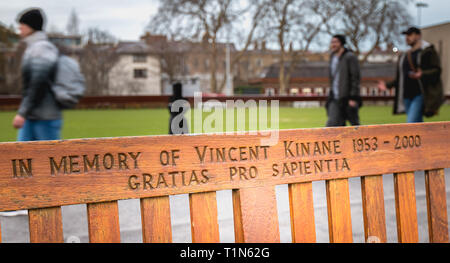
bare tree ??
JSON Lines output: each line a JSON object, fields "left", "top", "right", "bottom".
{"left": 149, "top": 37, "right": 191, "bottom": 91}
{"left": 0, "top": 43, "right": 25, "bottom": 95}
{"left": 148, "top": 0, "right": 268, "bottom": 94}
{"left": 66, "top": 8, "right": 80, "bottom": 36}
{"left": 0, "top": 24, "right": 24, "bottom": 95}
{"left": 217, "top": 0, "right": 270, "bottom": 93}
{"left": 262, "top": 0, "right": 339, "bottom": 94}
{"left": 326, "top": 0, "right": 413, "bottom": 64}
{"left": 78, "top": 28, "right": 119, "bottom": 95}
{"left": 85, "top": 27, "right": 116, "bottom": 45}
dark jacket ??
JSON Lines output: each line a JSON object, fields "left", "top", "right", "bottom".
{"left": 387, "top": 41, "right": 444, "bottom": 116}
{"left": 18, "top": 31, "right": 61, "bottom": 120}
{"left": 327, "top": 49, "right": 362, "bottom": 107}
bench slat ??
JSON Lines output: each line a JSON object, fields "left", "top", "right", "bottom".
{"left": 394, "top": 172, "right": 419, "bottom": 243}
{"left": 361, "top": 175, "right": 387, "bottom": 243}
{"left": 28, "top": 207, "right": 63, "bottom": 243}
{"left": 326, "top": 179, "right": 353, "bottom": 243}
{"left": 425, "top": 169, "right": 449, "bottom": 243}
{"left": 87, "top": 201, "right": 121, "bottom": 243}
{"left": 289, "top": 182, "right": 316, "bottom": 243}
{"left": 140, "top": 196, "right": 172, "bottom": 243}
{"left": 232, "top": 186, "right": 280, "bottom": 243}
{"left": 189, "top": 192, "right": 220, "bottom": 243}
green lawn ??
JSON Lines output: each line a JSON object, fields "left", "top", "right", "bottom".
{"left": 0, "top": 105, "right": 449, "bottom": 142}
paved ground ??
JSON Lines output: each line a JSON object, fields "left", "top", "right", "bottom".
{"left": 1, "top": 170, "right": 449, "bottom": 243}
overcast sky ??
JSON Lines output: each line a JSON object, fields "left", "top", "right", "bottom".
{"left": 0, "top": 0, "right": 449, "bottom": 42}
{"left": 0, "top": 0, "right": 159, "bottom": 41}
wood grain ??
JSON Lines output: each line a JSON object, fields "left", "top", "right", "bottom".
{"left": 87, "top": 201, "right": 121, "bottom": 243}
{"left": 394, "top": 172, "right": 419, "bottom": 243}
{"left": 425, "top": 169, "right": 449, "bottom": 243}
{"left": 289, "top": 182, "right": 316, "bottom": 243}
{"left": 326, "top": 179, "right": 353, "bottom": 243}
{"left": 28, "top": 207, "right": 63, "bottom": 243}
{"left": 0, "top": 122, "right": 448, "bottom": 212}
{"left": 140, "top": 196, "right": 172, "bottom": 243}
{"left": 0, "top": 122, "right": 448, "bottom": 244}
{"left": 361, "top": 175, "right": 387, "bottom": 243}
{"left": 189, "top": 191, "right": 220, "bottom": 242}
{"left": 233, "top": 186, "right": 280, "bottom": 243}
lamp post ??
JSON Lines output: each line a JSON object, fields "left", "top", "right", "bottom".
{"left": 416, "top": 2, "right": 429, "bottom": 26}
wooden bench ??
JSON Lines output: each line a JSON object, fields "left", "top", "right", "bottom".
{"left": 0, "top": 122, "right": 449, "bottom": 243}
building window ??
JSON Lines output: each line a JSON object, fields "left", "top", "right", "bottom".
{"left": 316, "top": 87, "right": 324, "bottom": 95}
{"left": 134, "top": 69, "right": 148, "bottom": 79}
{"left": 290, "top": 88, "right": 299, "bottom": 95}
{"left": 133, "top": 55, "right": 147, "bottom": 63}
{"left": 265, "top": 88, "right": 275, "bottom": 96}
{"left": 302, "top": 88, "right": 312, "bottom": 95}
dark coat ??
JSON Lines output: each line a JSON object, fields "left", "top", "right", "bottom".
{"left": 387, "top": 41, "right": 444, "bottom": 117}
{"left": 327, "top": 49, "right": 362, "bottom": 108}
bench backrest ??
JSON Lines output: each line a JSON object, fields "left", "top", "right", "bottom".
{"left": 0, "top": 122, "right": 449, "bottom": 243}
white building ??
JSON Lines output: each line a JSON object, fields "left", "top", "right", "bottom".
{"left": 109, "top": 41, "right": 161, "bottom": 95}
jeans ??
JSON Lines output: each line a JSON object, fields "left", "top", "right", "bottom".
{"left": 17, "top": 119, "right": 63, "bottom": 141}
{"left": 404, "top": 94, "right": 424, "bottom": 123}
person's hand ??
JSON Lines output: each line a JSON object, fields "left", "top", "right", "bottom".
{"left": 377, "top": 80, "right": 387, "bottom": 91}
{"left": 12, "top": 114, "right": 25, "bottom": 129}
{"left": 409, "top": 69, "right": 422, "bottom": 79}
{"left": 348, "top": 100, "right": 358, "bottom": 107}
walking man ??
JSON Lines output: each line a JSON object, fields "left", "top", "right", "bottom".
{"left": 378, "top": 27, "right": 444, "bottom": 122}
{"left": 326, "top": 34, "right": 362, "bottom": 127}
{"left": 13, "top": 8, "right": 62, "bottom": 141}
{"left": 1, "top": 8, "right": 60, "bottom": 217}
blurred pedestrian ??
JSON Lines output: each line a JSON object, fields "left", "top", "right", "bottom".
{"left": 378, "top": 27, "right": 444, "bottom": 122}
{"left": 1, "top": 8, "right": 60, "bottom": 217}
{"left": 326, "top": 34, "right": 362, "bottom": 127}
{"left": 13, "top": 8, "right": 62, "bottom": 140}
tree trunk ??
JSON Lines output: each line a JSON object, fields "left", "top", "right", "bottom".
{"left": 209, "top": 41, "right": 218, "bottom": 93}
{"left": 279, "top": 64, "right": 286, "bottom": 95}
